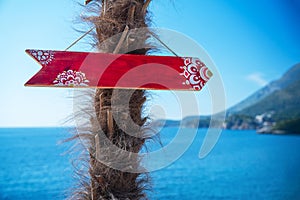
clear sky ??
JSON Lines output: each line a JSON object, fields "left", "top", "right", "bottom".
{"left": 0, "top": 0, "right": 299, "bottom": 127}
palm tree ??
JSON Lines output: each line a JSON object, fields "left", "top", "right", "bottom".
{"left": 70, "top": 0, "right": 154, "bottom": 199}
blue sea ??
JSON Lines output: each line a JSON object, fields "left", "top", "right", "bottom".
{"left": 0, "top": 128, "right": 300, "bottom": 200}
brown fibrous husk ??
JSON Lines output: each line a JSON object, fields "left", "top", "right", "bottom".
{"left": 68, "top": 0, "right": 155, "bottom": 199}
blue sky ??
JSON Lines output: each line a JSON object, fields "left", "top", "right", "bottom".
{"left": 0, "top": 0, "right": 299, "bottom": 127}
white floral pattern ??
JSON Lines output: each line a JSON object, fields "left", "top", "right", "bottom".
{"left": 29, "top": 50, "right": 54, "bottom": 65}
{"left": 180, "top": 58, "right": 211, "bottom": 91}
{"left": 53, "top": 69, "right": 90, "bottom": 86}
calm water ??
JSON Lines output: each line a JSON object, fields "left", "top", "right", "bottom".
{"left": 0, "top": 128, "right": 300, "bottom": 199}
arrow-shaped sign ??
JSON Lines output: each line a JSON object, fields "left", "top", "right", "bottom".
{"left": 25, "top": 49, "right": 212, "bottom": 91}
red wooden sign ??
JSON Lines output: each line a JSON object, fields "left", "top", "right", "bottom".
{"left": 25, "top": 49, "right": 212, "bottom": 91}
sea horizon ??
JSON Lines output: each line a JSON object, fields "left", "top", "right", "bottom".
{"left": 1, "top": 127, "right": 300, "bottom": 199}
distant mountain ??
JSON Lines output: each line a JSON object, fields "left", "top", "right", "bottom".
{"left": 181, "top": 116, "right": 211, "bottom": 128}
{"left": 238, "top": 79, "right": 300, "bottom": 121}
{"left": 229, "top": 63, "right": 300, "bottom": 113}
{"left": 225, "top": 63, "right": 300, "bottom": 133}
{"left": 150, "top": 119, "right": 180, "bottom": 127}
{"left": 151, "top": 116, "right": 211, "bottom": 128}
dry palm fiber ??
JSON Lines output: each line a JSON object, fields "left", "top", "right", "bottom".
{"left": 69, "top": 0, "right": 154, "bottom": 199}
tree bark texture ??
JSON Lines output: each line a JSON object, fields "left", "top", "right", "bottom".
{"left": 70, "top": 1, "right": 154, "bottom": 199}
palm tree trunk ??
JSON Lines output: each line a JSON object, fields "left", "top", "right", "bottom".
{"left": 70, "top": 1, "right": 153, "bottom": 199}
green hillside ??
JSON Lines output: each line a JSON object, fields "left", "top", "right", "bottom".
{"left": 274, "top": 118, "right": 300, "bottom": 134}
{"left": 229, "top": 63, "right": 300, "bottom": 113}
{"left": 225, "top": 63, "right": 300, "bottom": 133}
{"left": 238, "top": 79, "right": 300, "bottom": 121}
